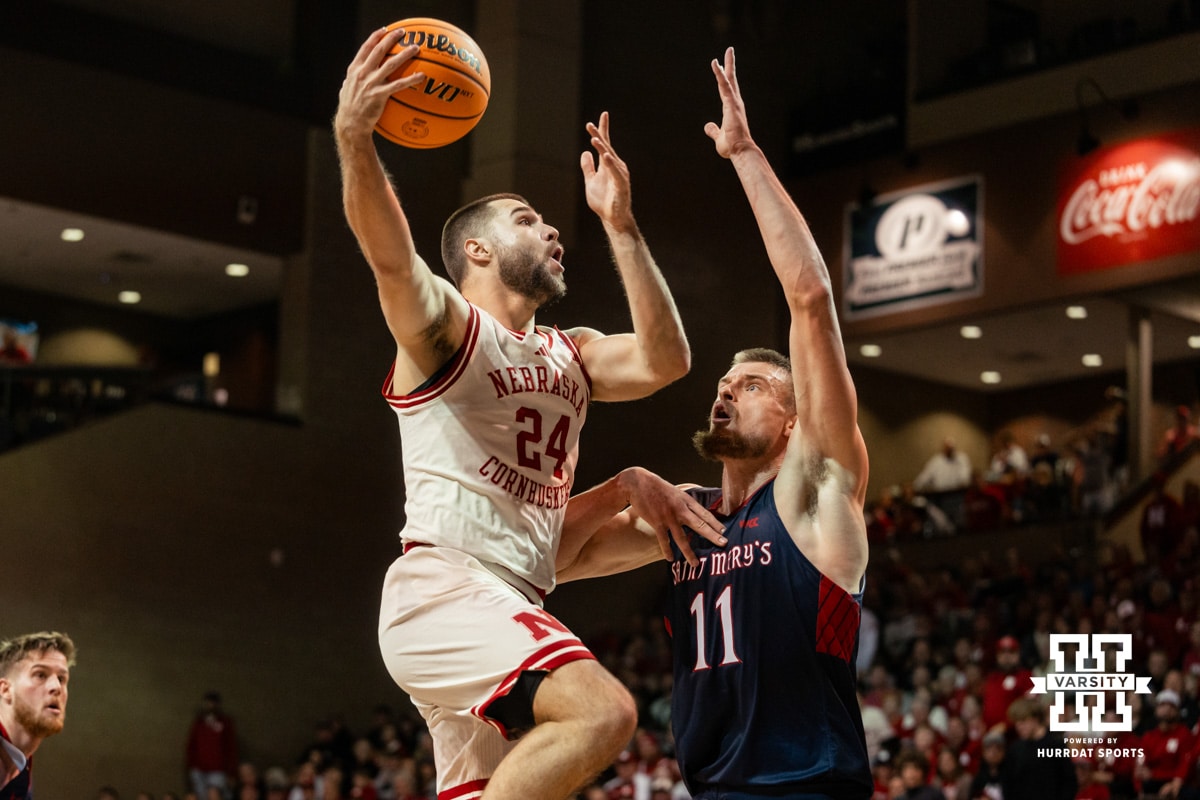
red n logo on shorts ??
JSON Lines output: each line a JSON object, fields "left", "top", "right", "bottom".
{"left": 513, "top": 609, "right": 570, "bottom": 641}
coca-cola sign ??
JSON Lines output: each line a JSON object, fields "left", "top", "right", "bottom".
{"left": 1057, "top": 130, "right": 1200, "bottom": 275}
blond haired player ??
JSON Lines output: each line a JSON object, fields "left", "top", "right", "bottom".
{"left": 1, "top": 631, "right": 75, "bottom": 799}
{"left": 334, "top": 26, "right": 724, "bottom": 800}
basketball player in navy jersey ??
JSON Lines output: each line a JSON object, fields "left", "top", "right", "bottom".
{"left": 558, "top": 47, "right": 872, "bottom": 800}
{"left": 335, "top": 26, "right": 724, "bottom": 800}
{"left": 0, "top": 632, "right": 74, "bottom": 800}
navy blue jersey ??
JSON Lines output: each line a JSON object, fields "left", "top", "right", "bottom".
{"left": 666, "top": 480, "right": 871, "bottom": 799}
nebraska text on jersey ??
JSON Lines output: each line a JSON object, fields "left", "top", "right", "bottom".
{"left": 382, "top": 303, "right": 591, "bottom": 594}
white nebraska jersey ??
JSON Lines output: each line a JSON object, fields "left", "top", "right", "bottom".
{"left": 384, "top": 303, "right": 590, "bottom": 594}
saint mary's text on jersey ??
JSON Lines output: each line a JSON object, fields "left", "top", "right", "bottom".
{"left": 671, "top": 541, "right": 773, "bottom": 585}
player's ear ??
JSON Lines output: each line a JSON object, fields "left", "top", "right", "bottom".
{"left": 464, "top": 237, "right": 492, "bottom": 267}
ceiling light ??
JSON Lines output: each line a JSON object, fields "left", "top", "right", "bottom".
{"left": 225, "top": 263, "right": 250, "bottom": 277}
{"left": 980, "top": 371, "right": 1001, "bottom": 384}
{"left": 1189, "top": 335, "right": 1200, "bottom": 350}
{"left": 859, "top": 344, "right": 882, "bottom": 358}
{"left": 1082, "top": 354, "right": 1103, "bottom": 367}
{"left": 1066, "top": 305, "right": 1088, "bottom": 319}
{"left": 60, "top": 228, "right": 85, "bottom": 242}
{"left": 118, "top": 290, "right": 142, "bottom": 304}
{"left": 960, "top": 325, "right": 982, "bottom": 339}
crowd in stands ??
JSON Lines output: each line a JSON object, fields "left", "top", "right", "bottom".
{"left": 868, "top": 402, "right": 1200, "bottom": 543}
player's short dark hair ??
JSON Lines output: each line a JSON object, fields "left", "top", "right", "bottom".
{"left": 730, "top": 348, "right": 794, "bottom": 402}
{"left": 0, "top": 631, "right": 76, "bottom": 677}
{"left": 731, "top": 347, "right": 791, "bottom": 373}
{"left": 441, "top": 193, "right": 528, "bottom": 286}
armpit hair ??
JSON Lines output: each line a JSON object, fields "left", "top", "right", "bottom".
{"left": 802, "top": 451, "right": 829, "bottom": 519}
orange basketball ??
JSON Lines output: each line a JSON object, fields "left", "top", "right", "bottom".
{"left": 375, "top": 18, "right": 491, "bottom": 149}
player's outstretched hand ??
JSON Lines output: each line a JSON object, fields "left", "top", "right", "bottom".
{"left": 704, "top": 46, "right": 754, "bottom": 159}
{"left": 335, "top": 27, "right": 426, "bottom": 140}
{"left": 617, "top": 467, "right": 726, "bottom": 566}
{"left": 580, "top": 112, "right": 637, "bottom": 234}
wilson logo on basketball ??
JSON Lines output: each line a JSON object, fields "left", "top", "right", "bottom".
{"left": 397, "top": 30, "right": 485, "bottom": 76}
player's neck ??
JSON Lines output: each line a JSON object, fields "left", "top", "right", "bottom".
{"left": 718, "top": 457, "right": 781, "bottom": 513}
{"left": 465, "top": 283, "right": 539, "bottom": 333}
{"left": 0, "top": 713, "right": 40, "bottom": 757}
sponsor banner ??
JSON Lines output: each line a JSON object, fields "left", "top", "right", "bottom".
{"left": 843, "top": 177, "right": 983, "bottom": 320}
{"left": 1031, "top": 633, "right": 1153, "bottom": 732}
{"left": 1057, "top": 129, "right": 1200, "bottom": 274}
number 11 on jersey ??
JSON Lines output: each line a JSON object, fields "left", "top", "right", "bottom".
{"left": 689, "top": 586, "right": 741, "bottom": 671}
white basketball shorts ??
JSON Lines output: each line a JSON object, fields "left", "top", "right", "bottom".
{"left": 378, "top": 545, "right": 595, "bottom": 799}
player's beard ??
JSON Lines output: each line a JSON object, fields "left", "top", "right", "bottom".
{"left": 692, "top": 424, "right": 772, "bottom": 462}
{"left": 498, "top": 244, "right": 566, "bottom": 307}
{"left": 13, "top": 696, "right": 64, "bottom": 739}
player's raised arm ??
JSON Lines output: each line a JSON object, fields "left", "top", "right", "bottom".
{"left": 569, "top": 112, "right": 691, "bottom": 402}
{"left": 707, "top": 47, "right": 868, "bottom": 589}
{"left": 333, "top": 27, "right": 469, "bottom": 387}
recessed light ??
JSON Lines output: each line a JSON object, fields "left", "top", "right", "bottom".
{"left": 118, "top": 290, "right": 142, "bottom": 304}
{"left": 225, "top": 263, "right": 250, "bottom": 277}
{"left": 980, "top": 371, "right": 1001, "bottom": 384}
{"left": 859, "top": 344, "right": 882, "bottom": 358}
{"left": 1082, "top": 354, "right": 1103, "bottom": 367}
{"left": 960, "top": 325, "right": 982, "bottom": 339}
{"left": 1066, "top": 305, "right": 1088, "bottom": 319}
{"left": 1189, "top": 335, "right": 1200, "bottom": 350}
{"left": 60, "top": 228, "right": 85, "bottom": 242}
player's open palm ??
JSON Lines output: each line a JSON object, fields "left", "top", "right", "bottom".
{"left": 581, "top": 112, "right": 636, "bottom": 231}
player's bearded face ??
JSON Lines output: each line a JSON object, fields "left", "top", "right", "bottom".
{"left": 12, "top": 688, "right": 66, "bottom": 738}
{"left": 498, "top": 241, "right": 566, "bottom": 307}
{"left": 692, "top": 424, "right": 772, "bottom": 461}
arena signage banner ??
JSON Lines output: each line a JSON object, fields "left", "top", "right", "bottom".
{"left": 1030, "top": 633, "right": 1152, "bottom": 733}
{"left": 842, "top": 176, "right": 983, "bottom": 320}
{"left": 1057, "top": 129, "right": 1200, "bottom": 275}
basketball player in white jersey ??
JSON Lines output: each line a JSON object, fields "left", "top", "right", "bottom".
{"left": 334, "top": 26, "right": 725, "bottom": 800}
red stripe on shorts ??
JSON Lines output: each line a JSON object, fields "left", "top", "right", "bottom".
{"left": 438, "top": 778, "right": 488, "bottom": 800}
{"left": 471, "top": 637, "right": 597, "bottom": 738}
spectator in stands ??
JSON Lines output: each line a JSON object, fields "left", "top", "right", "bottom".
{"left": 894, "top": 751, "right": 942, "bottom": 800}
{"left": 1157, "top": 405, "right": 1199, "bottom": 465}
{"left": 1141, "top": 475, "right": 1185, "bottom": 567}
{"left": 1103, "top": 386, "right": 1131, "bottom": 493}
{"left": 915, "top": 438, "right": 973, "bottom": 493}
{"left": 981, "top": 636, "right": 1032, "bottom": 730}
{"left": 963, "top": 471, "right": 1009, "bottom": 531}
{"left": 986, "top": 431, "right": 1029, "bottom": 484}
{"left": 1026, "top": 434, "right": 1065, "bottom": 521}
{"left": 186, "top": 691, "right": 239, "bottom": 800}
{"left": 933, "top": 746, "right": 971, "bottom": 800}
{"left": 1069, "top": 432, "right": 1114, "bottom": 518}
{"left": 1072, "top": 757, "right": 1109, "bottom": 800}
{"left": 1136, "top": 689, "right": 1194, "bottom": 798}
{"left": 1002, "top": 698, "right": 1076, "bottom": 800}
{"left": 967, "top": 731, "right": 1006, "bottom": 800}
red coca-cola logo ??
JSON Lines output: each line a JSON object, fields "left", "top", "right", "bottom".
{"left": 1057, "top": 131, "right": 1200, "bottom": 275}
